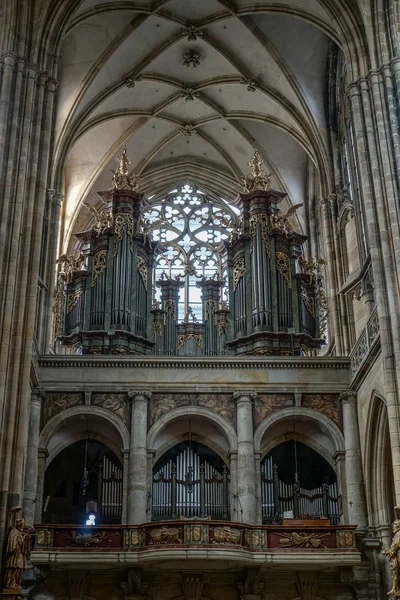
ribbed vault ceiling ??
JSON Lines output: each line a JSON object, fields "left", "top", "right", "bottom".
{"left": 55, "top": 0, "right": 340, "bottom": 252}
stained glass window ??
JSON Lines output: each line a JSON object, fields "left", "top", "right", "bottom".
{"left": 141, "top": 183, "right": 240, "bottom": 321}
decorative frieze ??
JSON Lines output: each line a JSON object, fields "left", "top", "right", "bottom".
{"left": 150, "top": 393, "right": 235, "bottom": 425}
{"left": 254, "top": 394, "right": 293, "bottom": 426}
{"left": 302, "top": 394, "right": 341, "bottom": 427}
{"left": 43, "top": 393, "right": 84, "bottom": 424}
{"left": 92, "top": 393, "right": 130, "bottom": 427}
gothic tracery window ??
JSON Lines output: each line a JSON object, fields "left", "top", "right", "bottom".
{"left": 141, "top": 183, "right": 240, "bottom": 321}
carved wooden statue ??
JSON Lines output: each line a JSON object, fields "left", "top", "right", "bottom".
{"left": 3, "top": 513, "right": 34, "bottom": 591}
{"left": 383, "top": 519, "right": 400, "bottom": 598}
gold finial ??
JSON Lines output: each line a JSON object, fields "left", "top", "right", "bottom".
{"left": 248, "top": 150, "right": 263, "bottom": 178}
{"left": 116, "top": 146, "right": 130, "bottom": 175}
{"left": 242, "top": 150, "right": 272, "bottom": 193}
{"left": 110, "top": 146, "right": 139, "bottom": 190}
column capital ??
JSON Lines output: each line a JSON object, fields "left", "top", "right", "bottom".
{"left": 233, "top": 390, "right": 258, "bottom": 402}
{"left": 128, "top": 390, "right": 152, "bottom": 403}
{"left": 38, "top": 448, "right": 49, "bottom": 459}
{"left": 31, "top": 387, "right": 45, "bottom": 402}
{"left": 340, "top": 390, "right": 357, "bottom": 403}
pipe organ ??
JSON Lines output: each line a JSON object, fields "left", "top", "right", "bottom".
{"left": 261, "top": 456, "right": 340, "bottom": 524}
{"left": 152, "top": 444, "right": 230, "bottom": 521}
{"left": 56, "top": 150, "right": 327, "bottom": 356}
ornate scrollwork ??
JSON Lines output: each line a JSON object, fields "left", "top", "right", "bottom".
{"left": 242, "top": 151, "right": 272, "bottom": 193}
{"left": 114, "top": 213, "right": 134, "bottom": 255}
{"left": 205, "top": 299, "right": 218, "bottom": 323}
{"left": 250, "top": 213, "right": 270, "bottom": 255}
{"left": 137, "top": 255, "right": 148, "bottom": 290}
{"left": 277, "top": 531, "right": 330, "bottom": 548}
{"left": 66, "top": 290, "right": 83, "bottom": 314}
{"left": 301, "top": 291, "right": 315, "bottom": 317}
{"left": 153, "top": 319, "right": 162, "bottom": 335}
{"left": 56, "top": 253, "right": 86, "bottom": 282}
{"left": 82, "top": 201, "right": 113, "bottom": 235}
{"left": 53, "top": 274, "right": 65, "bottom": 338}
{"left": 164, "top": 299, "right": 176, "bottom": 324}
{"left": 271, "top": 204, "right": 303, "bottom": 236}
{"left": 298, "top": 254, "right": 326, "bottom": 283}
{"left": 233, "top": 257, "right": 246, "bottom": 290}
{"left": 92, "top": 249, "right": 107, "bottom": 286}
{"left": 276, "top": 252, "right": 291, "bottom": 287}
{"left": 178, "top": 333, "right": 203, "bottom": 349}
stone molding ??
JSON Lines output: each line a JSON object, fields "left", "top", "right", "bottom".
{"left": 233, "top": 391, "right": 258, "bottom": 402}
{"left": 38, "top": 356, "right": 350, "bottom": 370}
{"left": 128, "top": 391, "right": 152, "bottom": 402}
{"left": 340, "top": 391, "right": 357, "bottom": 403}
{"left": 31, "top": 388, "right": 45, "bottom": 402}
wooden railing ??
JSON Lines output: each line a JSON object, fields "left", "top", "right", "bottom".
{"left": 33, "top": 521, "right": 357, "bottom": 552}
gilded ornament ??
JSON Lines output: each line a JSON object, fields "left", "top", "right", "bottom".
{"left": 233, "top": 257, "right": 246, "bottom": 290}
{"left": 53, "top": 274, "right": 65, "bottom": 339}
{"left": 271, "top": 203, "right": 303, "bottom": 236}
{"left": 114, "top": 213, "right": 134, "bottom": 255}
{"left": 110, "top": 147, "right": 140, "bottom": 190}
{"left": 242, "top": 151, "right": 272, "bottom": 193}
{"left": 212, "top": 526, "right": 241, "bottom": 545}
{"left": 277, "top": 531, "right": 330, "bottom": 548}
{"left": 337, "top": 531, "right": 354, "bottom": 547}
{"left": 148, "top": 526, "right": 182, "bottom": 544}
{"left": 164, "top": 299, "right": 176, "bottom": 324}
{"left": 382, "top": 519, "right": 400, "bottom": 598}
{"left": 92, "top": 249, "right": 108, "bottom": 286}
{"left": 137, "top": 255, "right": 148, "bottom": 290}
{"left": 56, "top": 253, "right": 86, "bottom": 282}
{"left": 66, "top": 290, "right": 83, "bottom": 314}
{"left": 205, "top": 299, "right": 218, "bottom": 323}
{"left": 178, "top": 333, "right": 203, "bottom": 349}
{"left": 153, "top": 319, "right": 162, "bottom": 335}
{"left": 276, "top": 252, "right": 291, "bottom": 287}
{"left": 82, "top": 201, "right": 113, "bottom": 235}
{"left": 301, "top": 291, "right": 315, "bottom": 317}
{"left": 249, "top": 213, "right": 270, "bottom": 254}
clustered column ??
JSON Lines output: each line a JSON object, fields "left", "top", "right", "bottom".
{"left": 341, "top": 391, "right": 368, "bottom": 530}
{"left": 22, "top": 388, "right": 45, "bottom": 527}
{"left": 233, "top": 391, "right": 257, "bottom": 524}
{"left": 127, "top": 391, "right": 151, "bottom": 523}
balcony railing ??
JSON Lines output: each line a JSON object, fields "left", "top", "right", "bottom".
{"left": 33, "top": 521, "right": 357, "bottom": 553}
{"left": 349, "top": 307, "right": 379, "bottom": 379}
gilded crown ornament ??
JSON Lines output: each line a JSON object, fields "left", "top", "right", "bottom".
{"left": 242, "top": 151, "right": 272, "bottom": 193}
{"left": 111, "top": 147, "right": 140, "bottom": 190}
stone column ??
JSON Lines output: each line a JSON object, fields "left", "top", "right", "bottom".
{"left": 22, "top": 388, "right": 45, "bottom": 527}
{"left": 341, "top": 391, "right": 368, "bottom": 530}
{"left": 121, "top": 449, "right": 130, "bottom": 525}
{"left": 127, "top": 391, "right": 151, "bottom": 524}
{"left": 34, "top": 448, "right": 49, "bottom": 523}
{"left": 233, "top": 391, "right": 257, "bottom": 524}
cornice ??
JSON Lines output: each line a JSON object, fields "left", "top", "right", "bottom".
{"left": 38, "top": 355, "right": 350, "bottom": 370}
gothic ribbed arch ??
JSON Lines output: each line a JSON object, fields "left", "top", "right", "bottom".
{"left": 364, "top": 391, "right": 394, "bottom": 528}
{"left": 147, "top": 406, "right": 238, "bottom": 452}
{"left": 39, "top": 405, "right": 130, "bottom": 457}
{"left": 254, "top": 406, "right": 345, "bottom": 456}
